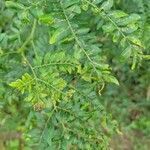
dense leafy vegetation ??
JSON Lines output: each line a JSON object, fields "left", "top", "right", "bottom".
{"left": 0, "top": 0, "right": 149, "bottom": 149}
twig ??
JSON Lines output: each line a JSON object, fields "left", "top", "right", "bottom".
{"left": 18, "top": 19, "right": 37, "bottom": 53}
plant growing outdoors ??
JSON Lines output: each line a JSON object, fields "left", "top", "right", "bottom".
{"left": 0, "top": 0, "right": 149, "bottom": 149}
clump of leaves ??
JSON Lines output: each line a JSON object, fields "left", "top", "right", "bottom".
{"left": 0, "top": 0, "right": 149, "bottom": 149}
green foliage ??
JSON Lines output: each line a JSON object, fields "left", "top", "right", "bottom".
{"left": 0, "top": 0, "right": 149, "bottom": 149}
{"left": 9, "top": 73, "right": 33, "bottom": 94}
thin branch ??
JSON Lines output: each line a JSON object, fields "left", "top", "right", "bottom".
{"left": 18, "top": 19, "right": 37, "bottom": 53}
{"left": 37, "top": 78, "right": 67, "bottom": 95}
{"left": 22, "top": 54, "right": 37, "bottom": 80}
{"left": 83, "top": 0, "right": 131, "bottom": 45}
{"left": 38, "top": 109, "right": 55, "bottom": 144}
{"left": 60, "top": 1, "right": 100, "bottom": 72}
{"left": 33, "top": 62, "right": 74, "bottom": 69}
{"left": 83, "top": 0, "right": 141, "bottom": 68}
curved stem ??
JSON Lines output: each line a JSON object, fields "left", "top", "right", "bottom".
{"left": 60, "top": 1, "right": 99, "bottom": 72}
{"left": 38, "top": 109, "right": 55, "bottom": 144}
{"left": 83, "top": 0, "right": 131, "bottom": 45}
{"left": 18, "top": 19, "right": 37, "bottom": 53}
{"left": 33, "top": 62, "right": 74, "bottom": 69}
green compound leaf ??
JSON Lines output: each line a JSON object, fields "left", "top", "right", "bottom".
{"left": 9, "top": 73, "right": 33, "bottom": 94}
